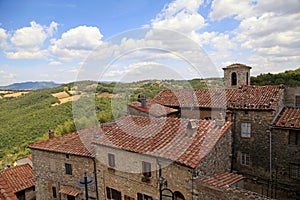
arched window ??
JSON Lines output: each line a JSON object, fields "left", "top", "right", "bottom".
{"left": 174, "top": 191, "right": 185, "bottom": 200}
{"left": 246, "top": 72, "right": 249, "bottom": 85}
{"left": 231, "top": 72, "right": 237, "bottom": 86}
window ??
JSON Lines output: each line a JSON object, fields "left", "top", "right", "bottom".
{"left": 65, "top": 163, "right": 72, "bottom": 175}
{"left": 66, "top": 154, "right": 70, "bottom": 159}
{"left": 231, "top": 72, "right": 237, "bottom": 86}
{"left": 241, "top": 152, "right": 250, "bottom": 166}
{"left": 137, "top": 193, "right": 153, "bottom": 200}
{"left": 52, "top": 186, "right": 57, "bottom": 198}
{"left": 142, "top": 161, "right": 151, "bottom": 177}
{"left": 108, "top": 153, "right": 115, "bottom": 168}
{"left": 289, "top": 130, "right": 300, "bottom": 145}
{"left": 106, "top": 187, "right": 121, "bottom": 200}
{"left": 67, "top": 195, "right": 75, "bottom": 200}
{"left": 124, "top": 195, "right": 135, "bottom": 200}
{"left": 290, "top": 163, "right": 300, "bottom": 180}
{"left": 246, "top": 72, "right": 249, "bottom": 85}
{"left": 295, "top": 96, "right": 300, "bottom": 107}
{"left": 241, "top": 122, "right": 251, "bottom": 138}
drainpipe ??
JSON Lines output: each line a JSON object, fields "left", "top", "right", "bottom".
{"left": 230, "top": 109, "right": 236, "bottom": 172}
{"left": 266, "top": 128, "right": 272, "bottom": 198}
{"left": 93, "top": 158, "right": 99, "bottom": 200}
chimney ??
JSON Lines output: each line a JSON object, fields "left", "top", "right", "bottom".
{"left": 186, "top": 119, "right": 197, "bottom": 137}
{"left": 49, "top": 128, "right": 54, "bottom": 139}
{"left": 137, "top": 94, "right": 147, "bottom": 108}
{"left": 215, "top": 113, "right": 225, "bottom": 127}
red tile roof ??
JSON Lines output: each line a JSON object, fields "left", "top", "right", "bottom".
{"left": 0, "top": 164, "right": 34, "bottom": 193}
{"left": 152, "top": 86, "right": 284, "bottom": 110}
{"left": 59, "top": 185, "right": 80, "bottom": 196}
{"left": 28, "top": 131, "right": 95, "bottom": 158}
{"left": 273, "top": 107, "right": 300, "bottom": 129}
{"left": 94, "top": 115, "right": 232, "bottom": 168}
{"left": 198, "top": 171, "right": 244, "bottom": 188}
{"left": 0, "top": 176, "right": 18, "bottom": 200}
{"left": 128, "top": 100, "right": 178, "bottom": 117}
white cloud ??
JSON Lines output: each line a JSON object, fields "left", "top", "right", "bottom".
{"left": 151, "top": 0, "right": 206, "bottom": 33}
{"left": 10, "top": 21, "right": 47, "bottom": 50}
{"left": 5, "top": 21, "right": 58, "bottom": 59}
{"left": 49, "top": 26, "right": 103, "bottom": 61}
{"left": 5, "top": 50, "right": 47, "bottom": 59}
{"left": 0, "top": 28, "right": 8, "bottom": 49}
{"left": 48, "top": 61, "right": 62, "bottom": 66}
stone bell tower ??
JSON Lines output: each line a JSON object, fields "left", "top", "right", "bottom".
{"left": 223, "top": 63, "right": 251, "bottom": 88}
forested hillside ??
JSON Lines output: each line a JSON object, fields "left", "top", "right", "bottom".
{"left": 251, "top": 68, "right": 300, "bottom": 86}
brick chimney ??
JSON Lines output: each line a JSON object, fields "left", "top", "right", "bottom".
{"left": 49, "top": 128, "right": 54, "bottom": 139}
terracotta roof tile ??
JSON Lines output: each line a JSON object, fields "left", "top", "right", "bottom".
{"left": 28, "top": 131, "right": 95, "bottom": 157}
{"left": 152, "top": 86, "right": 284, "bottom": 110}
{"left": 0, "top": 164, "right": 34, "bottom": 193}
{"left": 198, "top": 171, "right": 244, "bottom": 188}
{"left": 59, "top": 185, "right": 80, "bottom": 196}
{"left": 128, "top": 100, "right": 178, "bottom": 117}
{"left": 0, "top": 176, "right": 18, "bottom": 200}
{"left": 273, "top": 107, "right": 300, "bottom": 129}
{"left": 222, "top": 63, "right": 252, "bottom": 69}
{"left": 94, "top": 115, "right": 232, "bottom": 168}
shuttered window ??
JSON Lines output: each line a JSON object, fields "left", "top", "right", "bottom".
{"left": 241, "top": 122, "right": 251, "bottom": 138}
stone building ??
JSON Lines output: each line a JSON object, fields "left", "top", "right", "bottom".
{"left": 0, "top": 163, "right": 35, "bottom": 200}
{"left": 223, "top": 63, "right": 251, "bottom": 88}
{"left": 92, "top": 115, "right": 233, "bottom": 200}
{"left": 28, "top": 130, "right": 98, "bottom": 200}
{"left": 270, "top": 107, "right": 300, "bottom": 199}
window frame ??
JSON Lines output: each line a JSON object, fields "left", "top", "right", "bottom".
{"left": 137, "top": 193, "right": 153, "bottom": 200}
{"left": 65, "top": 163, "right": 72, "bottom": 175}
{"left": 240, "top": 152, "right": 250, "bottom": 166}
{"left": 289, "top": 130, "right": 300, "bottom": 145}
{"left": 108, "top": 153, "right": 115, "bottom": 168}
{"left": 290, "top": 163, "right": 300, "bottom": 180}
{"left": 106, "top": 187, "right": 121, "bottom": 200}
{"left": 142, "top": 161, "right": 151, "bottom": 178}
{"left": 241, "top": 122, "right": 251, "bottom": 138}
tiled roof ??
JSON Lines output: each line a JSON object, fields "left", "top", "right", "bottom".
{"left": 59, "top": 185, "right": 80, "bottom": 196}
{"left": 198, "top": 171, "right": 244, "bottom": 188}
{"left": 222, "top": 63, "right": 252, "bottom": 69}
{"left": 0, "top": 164, "right": 34, "bottom": 193}
{"left": 273, "top": 107, "right": 300, "bottom": 129}
{"left": 152, "top": 86, "right": 284, "bottom": 110}
{"left": 128, "top": 100, "right": 178, "bottom": 117}
{"left": 94, "top": 115, "right": 232, "bottom": 168}
{"left": 0, "top": 176, "right": 18, "bottom": 200}
{"left": 28, "top": 131, "right": 95, "bottom": 157}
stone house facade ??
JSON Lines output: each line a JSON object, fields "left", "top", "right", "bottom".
{"left": 29, "top": 131, "right": 98, "bottom": 200}
{"left": 269, "top": 107, "right": 300, "bottom": 199}
{"left": 92, "top": 115, "right": 233, "bottom": 200}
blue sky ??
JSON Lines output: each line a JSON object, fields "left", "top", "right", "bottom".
{"left": 0, "top": 0, "right": 299, "bottom": 85}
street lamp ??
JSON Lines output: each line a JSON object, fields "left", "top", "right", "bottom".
{"left": 78, "top": 172, "right": 94, "bottom": 200}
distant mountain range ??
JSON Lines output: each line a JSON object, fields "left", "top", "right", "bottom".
{"left": 0, "top": 81, "right": 61, "bottom": 90}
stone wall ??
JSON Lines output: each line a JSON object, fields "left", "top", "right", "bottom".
{"left": 223, "top": 66, "right": 251, "bottom": 88}
{"left": 284, "top": 86, "right": 300, "bottom": 107}
{"left": 31, "top": 150, "right": 96, "bottom": 200}
{"left": 268, "top": 128, "right": 300, "bottom": 199}
{"left": 95, "top": 145, "right": 193, "bottom": 200}
{"left": 232, "top": 110, "right": 274, "bottom": 179}
{"left": 196, "top": 128, "right": 232, "bottom": 176}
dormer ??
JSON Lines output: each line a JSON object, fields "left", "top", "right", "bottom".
{"left": 223, "top": 63, "right": 251, "bottom": 88}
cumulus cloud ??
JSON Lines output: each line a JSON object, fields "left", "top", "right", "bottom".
{"left": 49, "top": 26, "right": 103, "bottom": 61}
{"left": 6, "top": 21, "right": 58, "bottom": 59}
{"left": 151, "top": 0, "right": 206, "bottom": 33}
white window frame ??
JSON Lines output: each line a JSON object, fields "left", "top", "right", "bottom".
{"left": 241, "top": 152, "right": 250, "bottom": 166}
{"left": 241, "top": 122, "right": 251, "bottom": 138}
